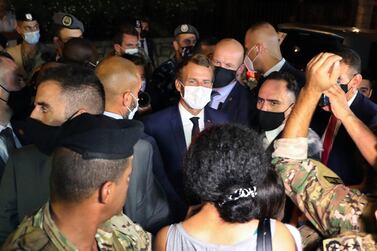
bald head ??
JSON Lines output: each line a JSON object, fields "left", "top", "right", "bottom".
{"left": 96, "top": 56, "right": 140, "bottom": 104}
{"left": 212, "top": 39, "right": 244, "bottom": 70}
{"left": 245, "top": 22, "right": 281, "bottom": 58}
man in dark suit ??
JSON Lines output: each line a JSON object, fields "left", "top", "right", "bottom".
{"left": 0, "top": 52, "right": 25, "bottom": 176}
{"left": 0, "top": 64, "right": 105, "bottom": 245}
{"left": 244, "top": 22, "right": 305, "bottom": 93}
{"left": 311, "top": 48, "right": 377, "bottom": 186}
{"left": 143, "top": 54, "right": 228, "bottom": 220}
{"left": 209, "top": 38, "right": 257, "bottom": 127}
{"left": 96, "top": 56, "right": 171, "bottom": 233}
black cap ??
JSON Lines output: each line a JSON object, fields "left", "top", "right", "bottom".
{"left": 58, "top": 113, "right": 143, "bottom": 159}
{"left": 15, "top": 9, "right": 37, "bottom": 22}
{"left": 53, "top": 12, "right": 84, "bottom": 32}
{"left": 174, "top": 24, "right": 199, "bottom": 39}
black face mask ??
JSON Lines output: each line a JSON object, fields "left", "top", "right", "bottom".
{"left": 181, "top": 46, "right": 195, "bottom": 59}
{"left": 258, "top": 104, "right": 293, "bottom": 131}
{"left": 7, "top": 86, "right": 34, "bottom": 120}
{"left": 213, "top": 67, "right": 236, "bottom": 88}
{"left": 23, "top": 117, "right": 62, "bottom": 155}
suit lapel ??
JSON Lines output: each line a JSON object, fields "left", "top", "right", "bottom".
{"left": 221, "top": 82, "right": 238, "bottom": 111}
{"left": 204, "top": 106, "right": 213, "bottom": 128}
{"left": 170, "top": 105, "right": 187, "bottom": 153}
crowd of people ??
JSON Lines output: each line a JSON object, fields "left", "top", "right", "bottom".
{"left": 0, "top": 3, "right": 376, "bottom": 251}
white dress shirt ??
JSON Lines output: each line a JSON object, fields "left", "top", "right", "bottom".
{"left": 0, "top": 123, "right": 21, "bottom": 148}
{"left": 210, "top": 80, "right": 237, "bottom": 110}
{"left": 263, "top": 123, "right": 285, "bottom": 149}
{"left": 263, "top": 58, "right": 286, "bottom": 77}
{"left": 178, "top": 103, "right": 205, "bottom": 148}
{"left": 103, "top": 111, "right": 123, "bottom": 120}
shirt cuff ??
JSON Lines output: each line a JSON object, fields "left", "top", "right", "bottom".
{"left": 272, "top": 137, "right": 308, "bottom": 160}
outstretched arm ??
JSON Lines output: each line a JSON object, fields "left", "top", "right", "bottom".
{"left": 324, "top": 84, "right": 377, "bottom": 170}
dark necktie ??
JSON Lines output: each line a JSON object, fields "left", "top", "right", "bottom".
{"left": 0, "top": 127, "right": 16, "bottom": 151}
{"left": 190, "top": 117, "right": 200, "bottom": 141}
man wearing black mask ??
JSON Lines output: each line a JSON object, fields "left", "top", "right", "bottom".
{"left": 0, "top": 64, "right": 105, "bottom": 245}
{"left": 0, "top": 52, "right": 25, "bottom": 175}
{"left": 256, "top": 72, "right": 299, "bottom": 151}
{"left": 150, "top": 24, "right": 199, "bottom": 111}
{"left": 209, "top": 38, "right": 257, "bottom": 127}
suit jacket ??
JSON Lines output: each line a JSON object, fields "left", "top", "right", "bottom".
{"left": 143, "top": 105, "right": 229, "bottom": 218}
{"left": 217, "top": 81, "right": 257, "bottom": 127}
{"left": 124, "top": 134, "right": 171, "bottom": 234}
{"left": 0, "top": 137, "right": 171, "bottom": 244}
{"left": 279, "top": 61, "right": 306, "bottom": 88}
{"left": 311, "top": 92, "right": 377, "bottom": 185}
{"left": 256, "top": 61, "right": 306, "bottom": 95}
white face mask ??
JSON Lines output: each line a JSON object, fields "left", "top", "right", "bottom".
{"left": 244, "top": 46, "right": 259, "bottom": 72}
{"left": 124, "top": 47, "right": 139, "bottom": 55}
{"left": 180, "top": 82, "right": 212, "bottom": 110}
{"left": 127, "top": 92, "right": 139, "bottom": 119}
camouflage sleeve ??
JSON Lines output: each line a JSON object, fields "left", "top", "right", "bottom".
{"left": 272, "top": 138, "right": 368, "bottom": 237}
{"left": 108, "top": 213, "right": 152, "bottom": 251}
{"left": 1, "top": 216, "right": 52, "bottom": 251}
{"left": 323, "top": 232, "right": 376, "bottom": 251}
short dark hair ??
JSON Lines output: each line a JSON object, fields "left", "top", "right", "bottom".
{"left": 61, "top": 38, "right": 99, "bottom": 67}
{"left": 113, "top": 24, "right": 138, "bottom": 45}
{"left": 183, "top": 124, "right": 285, "bottom": 223}
{"left": 176, "top": 53, "right": 214, "bottom": 81}
{"left": 334, "top": 47, "right": 361, "bottom": 74}
{"left": 37, "top": 64, "right": 105, "bottom": 115}
{"left": 264, "top": 71, "right": 300, "bottom": 100}
{"left": 50, "top": 147, "right": 129, "bottom": 202}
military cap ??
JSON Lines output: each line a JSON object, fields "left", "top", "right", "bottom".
{"left": 53, "top": 12, "right": 84, "bottom": 32}
{"left": 174, "top": 24, "right": 199, "bottom": 39}
{"left": 15, "top": 9, "right": 37, "bottom": 22}
{"left": 57, "top": 113, "right": 143, "bottom": 159}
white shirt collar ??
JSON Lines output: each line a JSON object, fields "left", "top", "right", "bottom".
{"left": 347, "top": 90, "right": 358, "bottom": 107}
{"left": 264, "top": 123, "right": 285, "bottom": 148}
{"left": 0, "top": 123, "right": 21, "bottom": 148}
{"left": 178, "top": 102, "right": 204, "bottom": 125}
{"left": 264, "top": 58, "right": 286, "bottom": 77}
{"left": 178, "top": 102, "right": 205, "bottom": 148}
{"left": 213, "top": 80, "right": 237, "bottom": 96}
{"left": 103, "top": 111, "right": 123, "bottom": 120}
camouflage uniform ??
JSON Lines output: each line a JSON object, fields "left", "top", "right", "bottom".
{"left": 150, "top": 58, "right": 180, "bottom": 111}
{"left": 272, "top": 137, "right": 376, "bottom": 251}
{"left": 2, "top": 203, "right": 151, "bottom": 251}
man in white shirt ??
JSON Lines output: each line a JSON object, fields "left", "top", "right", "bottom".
{"left": 244, "top": 22, "right": 305, "bottom": 91}
{"left": 210, "top": 38, "right": 257, "bottom": 127}
{"left": 256, "top": 72, "right": 298, "bottom": 149}
{"left": 143, "top": 54, "right": 228, "bottom": 221}
{"left": 96, "top": 56, "right": 171, "bottom": 233}
{"left": 311, "top": 48, "right": 377, "bottom": 186}
{"left": 0, "top": 52, "right": 24, "bottom": 175}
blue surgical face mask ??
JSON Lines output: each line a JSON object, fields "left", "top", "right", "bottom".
{"left": 24, "top": 31, "right": 40, "bottom": 45}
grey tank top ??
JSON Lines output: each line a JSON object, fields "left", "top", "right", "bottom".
{"left": 166, "top": 219, "right": 276, "bottom": 251}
